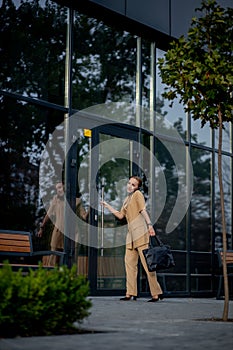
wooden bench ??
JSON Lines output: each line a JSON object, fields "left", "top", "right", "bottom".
{"left": 0, "top": 229, "right": 65, "bottom": 270}
{"left": 216, "top": 249, "right": 233, "bottom": 299}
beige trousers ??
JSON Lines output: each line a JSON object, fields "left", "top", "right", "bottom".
{"left": 42, "top": 247, "right": 62, "bottom": 267}
{"left": 125, "top": 244, "right": 163, "bottom": 297}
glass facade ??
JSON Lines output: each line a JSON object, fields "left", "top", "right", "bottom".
{"left": 0, "top": 0, "right": 232, "bottom": 297}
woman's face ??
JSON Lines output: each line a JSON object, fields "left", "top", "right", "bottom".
{"left": 56, "top": 182, "right": 64, "bottom": 197}
{"left": 127, "top": 178, "right": 139, "bottom": 193}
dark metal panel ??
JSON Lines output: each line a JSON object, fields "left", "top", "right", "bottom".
{"left": 126, "top": 0, "right": 170, "bottom": 36}
{"left": 89, "top": 0, "right": 126, "bottom": 15}
{"left": 171, "top": 0, "right": 233, "bottom": 38}
{"left": 55, "top": 0, "right": 233, "bottom": 41}
{"left": 171, "top": 0, "right": 200, "bottom": 38}
{"left": 54, "top": 0, "right": 172, "bottom": 49}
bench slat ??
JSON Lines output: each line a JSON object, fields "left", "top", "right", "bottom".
{"left": 0, "top": 231, "right": 32, "bottom": 255}
{"left": 0, "top": 233, "right": 30, "bottom": 241}
{"left": 0, "top": 234, "right": 31, "bottom": 253}
{"left": 0, "top": 239, "right": 30, "bottom": 247}
{"left": 0, "top": 245, "right": 31, "bottom": 253}
{"left": 216, "top": 249, "right": 233, "bottom": 299}
{"left": 219, "top": 251, "right": 233, "bottom": 264}
{"left": 0, "top": 230, "right": 64, "bottom": 267}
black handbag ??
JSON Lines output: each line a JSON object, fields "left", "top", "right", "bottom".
{"left": 143, "top": 236, "right": 175, "bottom": 272}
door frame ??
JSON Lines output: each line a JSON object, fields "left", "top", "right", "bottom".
{"left": 88, "top": 123, "right": 141, "bottom": 295}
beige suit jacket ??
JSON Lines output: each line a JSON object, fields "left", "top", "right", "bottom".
{"left": 120, "top": 190, "right": 149, "bottom": 249}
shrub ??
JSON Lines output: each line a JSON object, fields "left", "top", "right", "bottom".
{"left": 0, "top": 263, "right": 92, "bottom": 337}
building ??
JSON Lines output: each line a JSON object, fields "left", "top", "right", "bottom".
{"left": 0, "top": 0, "right": 232, "bottom": 297}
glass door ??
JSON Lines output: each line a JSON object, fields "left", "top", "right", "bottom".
{"left": 90, "top": 124, "right": 139, "bottom": 294}
{"left": 73, "top": 116, "right": 154, "bottom": 296}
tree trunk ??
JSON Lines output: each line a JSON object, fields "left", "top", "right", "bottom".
{"left": 217, "top": 109, "right": 229, "bottom": 321}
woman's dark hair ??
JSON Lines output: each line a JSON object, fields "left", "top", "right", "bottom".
{"left": 129, "top": 176, "right": 142, "bottom": 189}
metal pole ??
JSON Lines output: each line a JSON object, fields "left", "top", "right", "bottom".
{"left": 136, "top": 37, "right": 142, "bottom": 128}
{"left": 64, "top": 7, "right": 75, "bottom": 267}
{"left": 150, "top": 42, "right": 156, "bottom": 223}
{"left": 136, "top": 37, "right": 142, "bottom": 176}
{"left": 101, "top": 180, "right": 104, "bottom": 257}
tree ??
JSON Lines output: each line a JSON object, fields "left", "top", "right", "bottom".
{"left": 158, "top": 0, "right": 233, "bottom": 321}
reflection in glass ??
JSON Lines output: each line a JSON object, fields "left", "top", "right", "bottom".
{"left": 156, "top": 49, "right": 187, "bottom": 140}
{"left": 190, "top": 147, "right": 211, "bottom": 252}
{"left": 0, "top": 96, "right": 64, "bottom": 245}
{"left": 215, "top": 122, "right": 232, "bottom": 153}
{"left": 75, "top": 128, "right": 91, "bottom": 276}
{"left": 155, "top": 138, "right": 187, "bottom": 251}
{"left": 96, "top": 134, "right": 133, "bottom": 290}
{"left": 0, "top": 1, "right": 67, "bottom": 105}
{"left": 191, "top": 119, "right": 211, "bottom": 146}
{"left": 72, "top": 14, "right": 137, "bottom": 111}
{"left": 215, "top": 153, "right": 232, "bottom": 250}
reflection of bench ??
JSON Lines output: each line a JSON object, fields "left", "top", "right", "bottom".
{"left": 216, "top": 250, "right": 233, "bottom": 299}
{"left": 77, "top": 256, "right": 126, "bottom": 289}
{"left": 97, "top": 256, "right": 125, "bottom": 289}
{"left": 77, "top": 256, "right": 125, "bottom": 277}
{"left": 0, "top": 230, "right": 65, "bottom": 269}
{"left": 97, "top": 256, "right": 125, "bottom": 277}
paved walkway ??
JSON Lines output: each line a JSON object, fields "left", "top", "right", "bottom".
{"left": 0, "top": 297, "right": 232, "bottom": 350}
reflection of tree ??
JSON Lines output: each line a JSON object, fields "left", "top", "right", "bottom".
{"left": 0, "top": 0, "right": 67, "bottom": 105}
{"left": 155, "top": 116, "right": 211, "bottom": 251}
{"left": 190, "top": 148, "right": 211, "bottom": 251}
{"left": 215, "top": 155, "right": 232, "bottom": 249}
{"left": 98, "top": 160, "right": 129, "bottom": 202}
{"left": 0, "top": 0, "right": 137, "bottom": 231}
{"left": 72, "top": 16, "right": 136, "bottom": 108}
{"left": 0, "top": 0, "right": 67, "bottom": 230}
{"left": 0, "top": 97, "right": 48, "bottom": 231}
{"left": 0, "top": 0, "right": 219, "bottom": 252}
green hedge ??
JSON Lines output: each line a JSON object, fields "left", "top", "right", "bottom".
{"left": 0, "top": 263, "right": 92, "bottom": 337}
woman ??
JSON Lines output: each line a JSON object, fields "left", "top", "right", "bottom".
{"left": 101, "top": 176, "right": 163, "bottom": 302}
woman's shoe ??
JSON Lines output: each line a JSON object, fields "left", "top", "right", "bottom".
{"left": 147, "top": 294, "right": 164, "bottom": 302}
{"left": 120, "top": 296, "right": 137, "bottom": 301}
{"left": 147, "top": 297, "right": 159, "bottom": 302}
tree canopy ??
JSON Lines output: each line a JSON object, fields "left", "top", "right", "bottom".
{"left": 158, "top": 0, "right": 233, "bottom": 129}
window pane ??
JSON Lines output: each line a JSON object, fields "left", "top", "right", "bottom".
{"left": 0, "top": 96, "right": 64, "bottom": 245}
{"left": 156, "top": 49, "right": 187, "bottom": 140}
{"left": 155, "top": 138, "right": 187, "bottom": 251}
{"left": 72, "top": 14, "right": 136, "bottom": 111}
{"left": 0, "top": 1, "right": 66, "bottom": 105}
{"left": 215, "top": 122, "right": 232, "bottom": 153}
{"left": 215, "top": 154, "right": 232, "bottom": 250}
{"left": 191, "top": 119, "right": 211, "bottom": 147}
{"left": 190, "top": 147, "right": 211, "bottom": 252}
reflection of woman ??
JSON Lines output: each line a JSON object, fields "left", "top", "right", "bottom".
{"left": 101, "top": 176, "right": 163, "bottom": 302}
{"left": 38, "top": 182, "right": 65, "bottom": 266}
{"left": 38, "top": 182, "right": 88, "bottom": 266}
